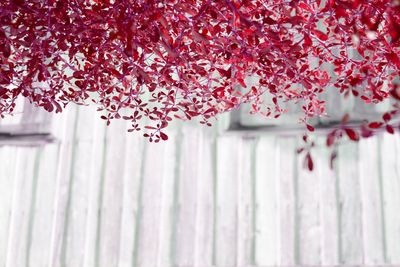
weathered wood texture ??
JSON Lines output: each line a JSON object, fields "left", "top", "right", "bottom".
{"left": 0, "top": 105, "right": 399, "bottom": 267}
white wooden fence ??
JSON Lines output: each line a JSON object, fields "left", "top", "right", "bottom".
{"left": 0, "top": 105, "right": 399, "bottom": 267}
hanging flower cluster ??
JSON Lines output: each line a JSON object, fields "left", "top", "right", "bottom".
{"left": 0, "top": 0, "right": 399, "bottom": 142}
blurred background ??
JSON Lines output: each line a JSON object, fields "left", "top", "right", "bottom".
{"left": 0, "top": 100, "right": 399, "bottom": 267}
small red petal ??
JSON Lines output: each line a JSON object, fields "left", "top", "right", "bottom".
{"left": 386, "top": 125, "right": 395, "bottom": 134}
{"left": 305, "top": 152, "right": 314, "bottom": 171}
{"left": 160, "top": 132, "right": 169, "bottom": 140}
{"left": 368, "top": 122, "right": 383, "bottom": 129}
{"left": 345, "top": 128, "right": 359, "bottom": 141}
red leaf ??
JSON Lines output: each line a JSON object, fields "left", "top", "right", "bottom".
{"left": 390, "top": 86, "right": 400, "bottom": 101}
{"left": 43, "top": 102, "right": 53, "bottom": 112}
{"left": 299, "top": 2, "right": 313, "bottom": 12}
{"left": 305, "top": 152, "right": 314, "bottom": 171}
{"left": 383, "top": 113, "right": 391, "bottom": 122}
{"left": 312, "top": 30, "right": 328, "bottom": 41}
{"left": 72, "top": 71, "right": 84, "bottom": 79}
{"left": 386, "top": 125, "right": 395, "bottom": 134}
{"left": 306, "top": 124, "right": 315, "bottom": 132}
{"left": 0, "top": 88, "right": 8, "bottom": 96}
{"left": 360, "top": 125, "right": 374, "bottom": 138}
{"left": 368, "top": 122, "right": 383, "bottom": 129}
{"left": 145, "top": 126, "right": 156, "bottom": 130}
{"left": 160, "top": 132, "right": 168, "bottom": 141}
{"left": 345, "top": 128, "right": 359, "bottom": 141}
{"left": 303, "top": 34, "right": 312, "bottom": 47}
{"left": 386, "top": 52, "right": 400, "bottom": 68}
{"left": 326, "top": 132, "right": 335, "bottom": 147}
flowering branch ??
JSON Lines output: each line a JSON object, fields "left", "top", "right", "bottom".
{"left": 0, "top": 0, "right": 399, "bottom": 143}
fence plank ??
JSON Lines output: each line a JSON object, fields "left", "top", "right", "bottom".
{"left": 193, "top": 131, "right": 215, "bottom": 266}
{"left": 380, "top": 133, "right": 400, "bottom": 264}
{"left": 254, "top": 136, "right": 278, "bottom": 266}
{"left": 48, "top": 106, "right": 78, "bottom": 267}
{"left": 28, "top": 144, "right": 60, "bottom": 267}
{"left": 5, "top": 148, "right": 38, "bottom": 267}
{"left": 155, "top": 129, "right": 177, "bottom": 267}
{"left": 236, "top": 138, "right": 255, "bottom": 266}
{"left": 215, "top": 136, "right": 240, "bottom": 266}
{"left": 117, "top": 133, "right": 145, "bottom": 267}
{"left": 297, "top": 142, "right": 321, "bottom": 265}
{"left": 135, "top": 139, "right": 166, "bottom": 267}
{"left": 81, "top": 110, "right": 107, "bottom": 267}
{"left": 315, "top": 144, "right": 339, "bottom": 265}
{"left": 0, "top": 147, "right": 18, "bottom": 267}
{"left": 277, "top": 137, "right": 297, "bottom": 266}
{"left": 62, "top": 107, "right": 101, "bottom": 267}
{"left": 174, "top": 126, "right": 202, "bottom": 266}
{"left": 338, "top": 141, "right": 363, "bottom": 264}
{"left": 97, "top": 120, "right": 127, "bottom": 267}
{"left": 359, "top": 137, "right": 385, "bottom": 264}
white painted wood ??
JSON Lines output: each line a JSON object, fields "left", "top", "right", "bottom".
{"left": 28, "top": 144, "right": 60, "bottom": 267}
{"left": 0, "top": 147, "right": 17, "bottom": 266}
{"left": 47, "top": 105, "right": 78, "bottom": 267}
{"left": 135, "top": 138, "right": 167, "bottom": 267}
{"left": 315, "top": 144, "right": 339, "bottom": 265}
{"left": 254, "top": 136, "right": 278, "bottom": 266}
{"left": 297, "top": 139, "right": 321, "bottom": 265}
{"left": 193, "top": 131, "right": 215, "bottom": 266}
{"left": 5, "top": 148, "right": 38, "bottom": 267}
{"left": 380, "top": 133, "right": 400, "bottom": 264}
{"left": 97, "top": 119, "right": 127, "bottom": 267}
{"left": 63, "top": 106, "right": 100, "bottom": 267}
{"left": 277, "top": 137, "right": 297, "bottom": 266}
{"left": 174, "top": 126, "right": 201, "bottom": 266}
{"left": 117, "top": 131, "right": 145, "bottom": 267}
{"left": 359, "top": 137, "right": 385, "bottom": 264}
{"left": 215, "top": 135, "right": 240, "bottom": 266}
{"left": 50, "top": 104, "right": 75, "bottom": 140}
{"left": 338, "top": 141, "right": 363, "bottom": 264}
{"left": 81, "top": 108, "right": 107, "bottom": 267}
{"left": 1, "top": 109, "right": 400, "bottom": 266}
{"left": 236, "top": 138, "right": 255, "bottom": 266}
{"left": 156, "top": 129, "right": 177, "bottom": 267}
